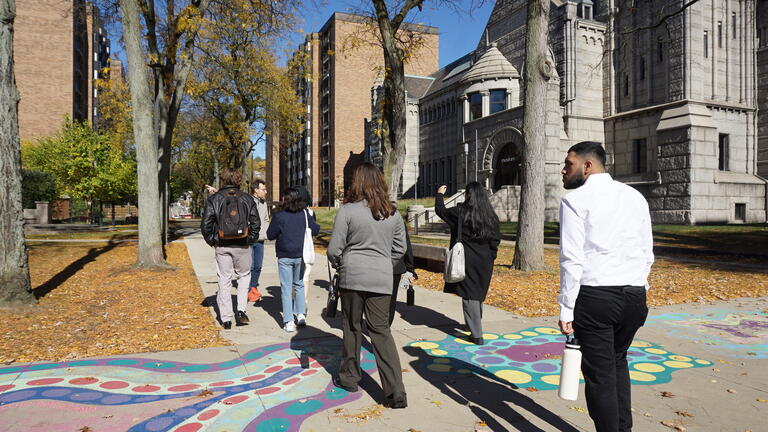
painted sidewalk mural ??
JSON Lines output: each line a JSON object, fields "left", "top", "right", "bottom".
{"left": 646, "top": 310, "right": 768, "bottom": 359}
{"left": 0, "top": 340, "right": 377, "bottom": 432}
{"left": 408, "top": 327, "right": 711, "bottom": 390}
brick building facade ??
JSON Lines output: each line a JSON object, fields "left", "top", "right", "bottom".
{"left": 265, "top": 13, "right": 438, "bottom": 205}
{"left": 15, "top": 0, "right": 110, "bottom": 142}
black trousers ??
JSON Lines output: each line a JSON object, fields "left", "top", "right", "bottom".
{"left": 388, "top": 273, "right": 403, "bottom": 327}
{"left": 573, "top": 285, "right": 648, "bottom": 432}
{"left": 339, "top": 288, "right": 405, "bottom": 398}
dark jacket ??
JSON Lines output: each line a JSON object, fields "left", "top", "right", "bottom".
{"left": 393, "top": 231, "right": 417, "bottom": 278}
{"left": 435, "top": 193, "right": 500, "bottom": 301}
{"left": 201, "top": 185, "right": 261, "bottom": 247}
{"left": 267, "top": 209, "right": 320, "bottom": 258}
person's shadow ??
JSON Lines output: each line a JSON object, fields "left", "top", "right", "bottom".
{"left": 288, "top": 326, "right": 386, "bottom": 404}
{"left": 403, "top": 346, "right": 579, "bottom": 432}
{"left": 394, "top": 297, "right": 464, "bottom": 336}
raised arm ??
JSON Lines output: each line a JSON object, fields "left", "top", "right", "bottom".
{"left": 434, "top": 185, "right": 459, "bottom": 227}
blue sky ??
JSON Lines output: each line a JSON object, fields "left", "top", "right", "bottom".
{"left": 294, "top": 0, "right": 495, "bottom": 68}
{"left": 109, "top": 1, "right": 495, "bottom": 159}
{"left": 248, "top": 1, "right": 494, "bottom": 157}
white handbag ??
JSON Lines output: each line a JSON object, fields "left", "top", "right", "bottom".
{"left": 444, "top": 208, "right": 465, "bottom": 283}
{"left": 302, "top": 209, "right": 316, "bottom": 265}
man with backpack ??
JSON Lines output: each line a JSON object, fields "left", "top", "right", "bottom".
{"left": 201, "top": 168, "right": 261, "bottom": 329}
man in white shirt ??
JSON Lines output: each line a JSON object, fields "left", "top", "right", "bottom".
{"left": 558, "top": 141, "right": 654, "bottom": 432}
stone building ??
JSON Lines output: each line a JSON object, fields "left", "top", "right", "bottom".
{"left": 265, "top": 13, "right": 439, "bottom": 205}
{"left": 367, "top": 0, "right": 767, "bottom": 224}
{"left": 15, "top": 0, "right": 110, "bottom": 142}
{"left": 757, "top": 0, "right": 768, "bottom": 177}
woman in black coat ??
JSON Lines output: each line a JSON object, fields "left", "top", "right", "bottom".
{"left": 434, "top": 182, "right": 501, "bottom": 345}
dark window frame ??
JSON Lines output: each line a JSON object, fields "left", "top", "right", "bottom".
{"left": 632, "top": 138, "right": 648, "bottom": 174}
{"left": 718, "top": 133, "right": 730, "bottom": 171}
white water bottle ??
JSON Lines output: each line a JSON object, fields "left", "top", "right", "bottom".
{"left": 558, "top": 336, "right": 581, "bottom": 401}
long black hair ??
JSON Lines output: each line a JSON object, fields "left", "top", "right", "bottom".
{"left": 461, "top": 182, "right": 499, "bottom": 241}
{"left": 281, "top": 187, "right": 306, "bottom": 213}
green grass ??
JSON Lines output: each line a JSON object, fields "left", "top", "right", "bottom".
{"left": 650, "top": 223, "right": 768, "bottom": 254}
{"left": 312, "top": 198, "right": 438, "bottom": 231}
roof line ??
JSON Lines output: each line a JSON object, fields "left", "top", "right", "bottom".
{"left": 404, "top": 74, "right": 436, "bottom": 80}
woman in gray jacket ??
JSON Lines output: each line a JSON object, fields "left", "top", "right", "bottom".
{"left": 327, "top": 162, "right": 408, "bottom": 409}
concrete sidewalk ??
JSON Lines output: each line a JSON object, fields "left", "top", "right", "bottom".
{"left": 0, "top": 232, "right": 765, "bottom": 432}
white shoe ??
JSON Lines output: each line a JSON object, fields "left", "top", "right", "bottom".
{"left": 284, "top": 322, "right": 296, "bottom": 332}
{"left": 296, "top": 314, "right": 306, "bottom": 327}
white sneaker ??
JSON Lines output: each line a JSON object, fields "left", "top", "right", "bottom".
{"left": 296, "top": 314, "right": 306, "bottom": 327}
{"left": 284, "top": 322, "right": 296, "bottom": 332}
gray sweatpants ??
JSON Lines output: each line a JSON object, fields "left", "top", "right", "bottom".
{"left": 215, "top": 245, "right": 252, "bottom": 324}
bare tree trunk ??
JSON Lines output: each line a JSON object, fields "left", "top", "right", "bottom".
{"left": 372, "top": 0, "right": 409, "bottom": 200}
{"left": 0, "top": 0, "right": 33, "bottom": 305}
{"left": 381, "top": 52, "right": 407, "bottom": 200}
{"left": 120, "top": 0, "right": 166, "bottom": 268}
{"left": 513, "top": 0, "right": 550, "bottom": 271}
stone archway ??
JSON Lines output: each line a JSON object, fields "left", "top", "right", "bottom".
{"left": 482, "top": 127, "right": 524, "bottom": 191}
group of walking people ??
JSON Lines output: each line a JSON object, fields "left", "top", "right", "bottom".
{"left": 201, "top": 170, "right": 319, "bottom": 332}
{"left": 201, "top": 140, "right": 654, "bottom": 431}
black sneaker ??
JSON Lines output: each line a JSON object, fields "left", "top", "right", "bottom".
{"left": 222, "top": 321, "right": 232, "bottom": 330}
{"left": 236, "top": 311, "right": 250, "bottom": 326}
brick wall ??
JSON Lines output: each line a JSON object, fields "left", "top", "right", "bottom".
{"left": 330, "top": 17, "right": 439, "bottom": 194}
{"left": 15, "top": 0, "right": 77, "bottom": 141}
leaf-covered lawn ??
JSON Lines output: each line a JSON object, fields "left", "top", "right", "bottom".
{"left": 0, "top": 242, "right": 228, "bottom": 364}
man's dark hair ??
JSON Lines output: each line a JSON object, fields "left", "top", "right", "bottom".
{"left": 251, "top": 179, "right": 266, "bottom": 194}
{"left": 568, "top": 141, "right": 606, "bottom": 167}
{"left": 281, "top": 187, "right": 306, "bottom": 212}
{"left": 220, "top": 168, "right": 242, "bottom": 187}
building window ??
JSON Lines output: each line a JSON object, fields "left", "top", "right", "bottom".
{"left": 639, "top": 57, "right": 646, "bottom": 81}
{"left": 732, "top": 13, "right": 737, "bottom": 39}
{"left": 624, "top": 74, "right": 629, "bottom": 96}
{"left": 657, "top": 39, "right": 663, "bottom": 63}
{"left": 734, "top": 203, "right": 746, "bottom": 222}
{"left": 704, "top": 30, "right": 709, "bottom": 58}
{"left": 632, "top": 138, "right": 647, "bottom": 173}
{"left": 468, "top": 92, "right": 482, "bottom": 121}
{"left": 718, "top": 21, "right": 723, "bottom": 48}
{"left": 489, "top": 89, "right": 507, "bottom": 114}
{"left": 718, "top": 133, "right": 729, "bottom": 171}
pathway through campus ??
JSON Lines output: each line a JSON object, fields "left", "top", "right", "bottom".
{"left": 0, "top": 231, "right": 766, "bottom": 431}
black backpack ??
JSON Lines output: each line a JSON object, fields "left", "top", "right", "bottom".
{"left": 216, "top": 188, "right": 249, "bottom": 240}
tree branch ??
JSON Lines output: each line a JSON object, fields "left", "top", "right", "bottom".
{"left": 621, "top": 0, "right": 702, "bottom": 36}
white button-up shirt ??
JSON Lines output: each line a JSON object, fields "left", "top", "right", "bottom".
{"left": 558, "top": 173, "right": 654, "bottom": 322}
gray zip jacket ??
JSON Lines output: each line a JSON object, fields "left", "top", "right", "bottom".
{"left": 327, "top": 200, "right": 406, "bottom": 294}
{"left": 254, "top": 197, "right": 270, "bottom": 241}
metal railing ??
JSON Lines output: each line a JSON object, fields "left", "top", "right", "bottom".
{"left": 407, "top": 189, "right": 464, "bottom": 235}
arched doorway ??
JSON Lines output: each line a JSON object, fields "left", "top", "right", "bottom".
{"left": 492, "top": 142, "right": 521, "bottom": 191}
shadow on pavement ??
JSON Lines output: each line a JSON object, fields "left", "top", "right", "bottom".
{"left": 403, "top": 346, "right": 579, "bottom": 432}
{"left": 395, "top": 299, "right": 464, "bottom": 335}
{"left": 289, "top": 327, "right": 385, "bottom": 404}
